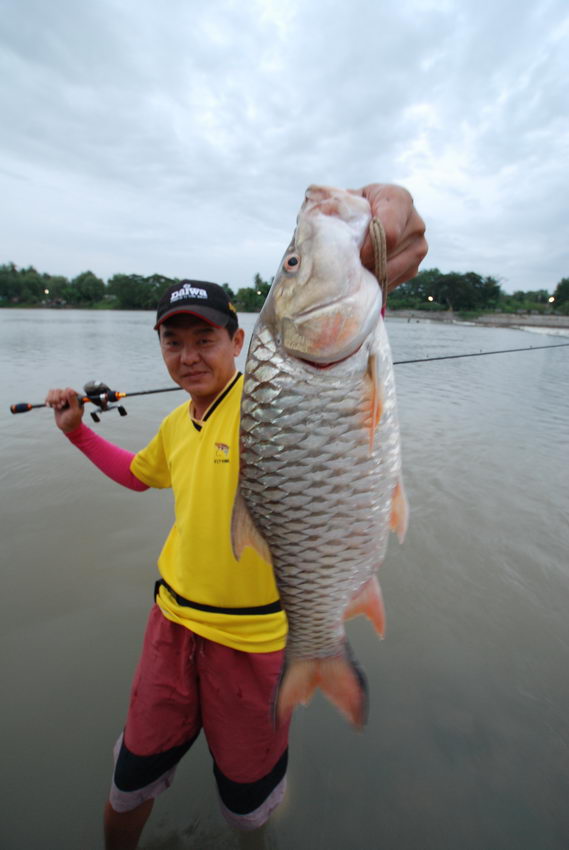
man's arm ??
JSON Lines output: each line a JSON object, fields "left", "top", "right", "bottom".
{"left": 351, "top": 184, "right": 428, "bottom": 291}
{"left": 45, "top": 387, "right": 148, "bottom": 491}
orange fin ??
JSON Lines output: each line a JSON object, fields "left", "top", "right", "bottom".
{"left": 277, "top": 648, "right": 368, "bottom": 729}
{"left": 367, "top": 353, "right": 383, "bottom": 451}
{"left": 390, "top": 478, "right": 409, "bottom": 543}
{"left": 343, "top": 576, "right": 386, "bottom": 638}
{"left": 276, "top": 659, "right": 320, "bottom": 715}
{"left": 230, "top": 491, "right": 272, "bottom": 564}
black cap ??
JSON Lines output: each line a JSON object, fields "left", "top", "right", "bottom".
{"left": 154, "top": 280, "right": 238, "bottom": 332}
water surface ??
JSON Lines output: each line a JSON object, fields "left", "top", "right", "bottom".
{"left": 1, "top": 309, "right": 568, "bottom": 849}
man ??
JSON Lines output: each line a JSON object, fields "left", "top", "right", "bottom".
{"left": 46, "top": 184, "right": 427, "bottom": 849}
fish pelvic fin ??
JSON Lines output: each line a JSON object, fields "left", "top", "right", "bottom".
{"left": 230, "top": 490, "right": 272, "bottom": 564}
{"left": 343, "top": 575, "right": 386, "bottom": 638}
{"left": 390, "top": 478, "right": 409, "bottom": 544}
{"left": 276, "top": 646, "right": 368, "bottom": 730}
{"left": 367, "top": 353, "right": 384, "bottom": 452}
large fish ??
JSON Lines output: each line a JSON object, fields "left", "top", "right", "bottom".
{"left": 232, "top": 185, "right": 408, "bottom": 727}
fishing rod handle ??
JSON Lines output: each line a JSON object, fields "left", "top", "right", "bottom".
{"left": 10, "top": 403, "right": 41, "bottom": 414}
{"left": 10, "top": 394, "right": 91, "bottom": 414}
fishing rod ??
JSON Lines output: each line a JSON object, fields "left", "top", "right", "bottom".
{"left": 10, "top": 380, "right": 183, "bottom": 422}
{"left": 9, "top": 342, "right": 569, "bottom": 421}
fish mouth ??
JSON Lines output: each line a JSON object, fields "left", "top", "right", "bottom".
{"left": 282, "top": 306, "right": 374, "bottom": 367}
{"left": 279, "top": 284, "right": 380, "bottom": 368}
{"left": 294, "top": 295, "right": 344, "bottom": 321}
{"left": 299, "top": 343, "right": 363, "bottom": 370}
{"left": 283, "top": 296, "right": 366, "bottom": 367}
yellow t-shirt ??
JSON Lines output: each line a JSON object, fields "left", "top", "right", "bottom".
{"left": 130, "top": 373, "right": 287, "bottom": 653}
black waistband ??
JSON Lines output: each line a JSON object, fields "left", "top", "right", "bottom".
{"left": 154, "top": 579, "right": 282, "bottom": 616}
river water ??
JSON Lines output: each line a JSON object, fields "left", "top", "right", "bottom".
{"left": 1, "top": 309, "right": 568, "bottom": 850}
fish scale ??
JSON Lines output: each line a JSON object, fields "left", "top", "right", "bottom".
{"left": 239, "top": 324, "right": 397, "bottom": 658}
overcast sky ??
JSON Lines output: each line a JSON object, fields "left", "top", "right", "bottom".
{"left": 1, "top": 0, "right": 567, "bottom": 293}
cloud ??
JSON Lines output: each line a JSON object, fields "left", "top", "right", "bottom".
{"left": 0, "top": 0, "right": 567, "bottom": 291}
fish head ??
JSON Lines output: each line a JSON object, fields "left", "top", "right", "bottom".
{"left": 262, "top": 185, "right": 382, "bottom": 365}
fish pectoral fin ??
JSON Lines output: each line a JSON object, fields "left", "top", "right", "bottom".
{"left": 230, "top": 491, "right": 272, "bottom": 564}
{"left": 367, "top": 353, "right": 384, "bottom": 452}
{"left": 390, "top": 478, "right": 409, "bottom": 543}
{"left": 276, "top": 649, "right": 368, "bottom": 730}
{"left": 343, "top": 576, "right": 386, "bottom": 638}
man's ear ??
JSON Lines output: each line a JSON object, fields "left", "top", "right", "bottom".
{"left": 232, "top": 328, "right": 245, "bottom": 357}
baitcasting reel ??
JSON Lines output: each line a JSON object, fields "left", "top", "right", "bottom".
{"left": 83, "top": 380, "right": 128, "bottom": 423}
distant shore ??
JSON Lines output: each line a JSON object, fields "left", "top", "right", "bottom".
{"left": 386, "top": 309, "right": 569, "bottom": 332}
{"left": 2, "top": 303, "right": 569, "bottom": 333}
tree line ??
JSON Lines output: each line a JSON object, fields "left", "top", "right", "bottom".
{"left": 0, "top": 264, "right": 272, "bottom": 312}
{"left": 388, "top": 269, "right": 569, "bottom": 314}
{"left": 1, "top": 262, "right": 568, "bottom": 315}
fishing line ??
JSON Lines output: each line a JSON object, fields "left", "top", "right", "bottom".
{"left": 393, "top": 341, "right": 569, "bottom": 365}
{"left": 9, "top": 342, "right": 569, "bottom": 416}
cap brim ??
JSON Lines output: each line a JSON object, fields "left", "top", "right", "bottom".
{"left": 154, "top": 306, "right": 230, "bottom": 331}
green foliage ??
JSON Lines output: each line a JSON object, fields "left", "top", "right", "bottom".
{"left": 233, "top": 273, "right": 271, "bottom": 312}
{"left": 70, "top": 271, "right": 106, "bottom": 304}
{"left": 107, "top": 273, "right": 176, "bottom": 310}
{"left": 1, "top": 262, "right": 566, "bottom": 318}
{"left": 0, "top": 263, "right": 178, "bottom": 309}
{"left": 387, "top": 268, "right": 565, "bottom": 315}
{"left": 45, "top": 275, "right": 73, "bottom": 302}
{"left": 388, "top": 268, "right": 502, "bottom": 311}
{"left": 0, "top": 263, "right": 22, "bottom": 300}
{"left": 0, "top": 263, "right": 67, "bottom": 304}
{"left": 553, "top": 277, "right": 569, "bottom": 306}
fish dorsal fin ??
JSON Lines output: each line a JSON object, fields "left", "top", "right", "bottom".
{"left": 367, "top": 353, "right": 384, "bottom": 451}
{"left": 231, "top": 490, "right": 272, "bottom": 565}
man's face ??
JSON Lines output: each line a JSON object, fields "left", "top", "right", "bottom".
{"left": 159, "top": 315, "right": 244, "bottom": 411}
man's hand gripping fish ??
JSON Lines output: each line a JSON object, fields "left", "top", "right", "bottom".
{"left": 232, "top": 185, "right": 408, "bottom": 728}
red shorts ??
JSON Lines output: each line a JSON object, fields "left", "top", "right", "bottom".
{"left": 109, "top": 605, "right": 289, "bottom": 829}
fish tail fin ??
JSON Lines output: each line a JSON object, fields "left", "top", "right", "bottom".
{"left": 275, "top": 658, "right": 320, "bottom": 720}
{"left": 276, "top": 647, "right": 368, "bottom": 729}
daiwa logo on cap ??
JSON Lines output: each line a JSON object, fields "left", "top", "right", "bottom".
{"left": 170, "top": 283, "right": 208, "bottom": 303}
{"left": 154, "top": 279, "right": 238, "bottom": 331}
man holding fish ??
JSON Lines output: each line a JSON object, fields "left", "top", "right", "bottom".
{"left": 46, "top": 184, "right": 426, "bottom": 849}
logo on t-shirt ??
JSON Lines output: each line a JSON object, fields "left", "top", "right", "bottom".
{"left": 214, "top": 442, "right": 230, "bottom": 463}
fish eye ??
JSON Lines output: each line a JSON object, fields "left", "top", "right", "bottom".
{"left": 283, "top": 254, "right": 300, "bottom": 273}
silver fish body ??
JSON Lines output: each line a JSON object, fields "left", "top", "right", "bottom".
{"left": 234, "top": 186, "right": 407, "bottom": 725}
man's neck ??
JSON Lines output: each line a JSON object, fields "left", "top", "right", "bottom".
{"left": 189, "top": 371, "right": 238, "bottom": 422}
